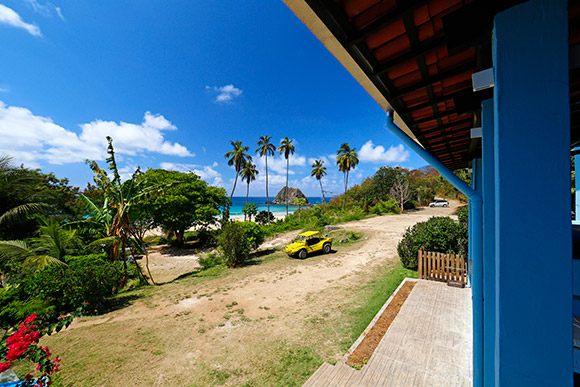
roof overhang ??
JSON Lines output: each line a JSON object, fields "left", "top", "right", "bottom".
{"left": 284, "top": 0, "right": 579, "bottom": 169}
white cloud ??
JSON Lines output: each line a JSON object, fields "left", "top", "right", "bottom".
{"left": 205, "top": 84, "right": 243, "bottom": 103}
{"left": 358, "top": 141, "right": 410, "bottom": 164}
{"left": 0, "top": 4, "right": 42, "bottom": 36}
{"left": 256, "top": 154, "right": 306, "bottom": 175}
{"left": 24, "top": 0, "right": 64, "bottom": 20}
{"left": 0, "top": 88, "right": 8, "bottom": 93}
{"left": 0, "top": 101, "right": 193, "bottom": 165}
{"left": 212, "top": 161, "right": 218, "bottom": 167}
{"left": 159, "top": 162, "right": 222, "bottom": 183}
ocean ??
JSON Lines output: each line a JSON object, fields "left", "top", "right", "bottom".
{"left": 229, "top": 196, "right": 330, "bottom": 216}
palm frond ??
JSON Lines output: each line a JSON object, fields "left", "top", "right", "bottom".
{"left": 0, "top": 202, "right": 50, "bottom": 225}
{"left": 23, "top": 255, "right": 67, "bottom": 271}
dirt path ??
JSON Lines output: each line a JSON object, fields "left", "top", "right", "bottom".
{"left": 50, "top": 202, "right": 462, "bottom": 386}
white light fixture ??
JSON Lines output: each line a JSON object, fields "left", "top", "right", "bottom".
{"left": 472, "top": 68, "right": 495, "bottom": 92}
{"left": 471, "top": 127, "right": 482, "bottom": 138}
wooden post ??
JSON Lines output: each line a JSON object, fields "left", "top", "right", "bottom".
{"left": 418, "top": 248, "right": 423, "bottom": 279}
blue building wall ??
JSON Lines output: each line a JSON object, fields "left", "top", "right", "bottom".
{"left": 491, "top": 0, "right": 571, "bottom": 384}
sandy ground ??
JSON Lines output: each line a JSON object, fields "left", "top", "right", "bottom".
{"left": 49, "top": 201, "right": 462, "bottom": 386}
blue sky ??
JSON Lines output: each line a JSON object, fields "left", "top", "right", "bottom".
{"left": 0, "top": 0, "right": 426, "bottom": 197}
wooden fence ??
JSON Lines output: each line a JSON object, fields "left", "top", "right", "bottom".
{"left": 418, "top": 247, "right": 468, "bottom": 285}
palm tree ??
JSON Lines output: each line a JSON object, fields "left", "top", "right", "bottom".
{"left": 240, "top": 161, "right": 259, "bottom": 205}
{"left": 256, "top": 136, "right": 276, "bottom": 220}
{"left": 225, "top": 141, "right": 251, "bottom": 199}
{"left": 278, "top": 137, "right": 295, "bottom": 216}
{"left": 336, "top": 143, "right": 359, "bottom": 210}
{"left": 0, "top": 156, "right": 48, "bottom": 230}
{"left": 310, "top": 159, "right": 327, "bottom": 213}
{"left": 0, "top": 218, "right": 78, "bottom": 274}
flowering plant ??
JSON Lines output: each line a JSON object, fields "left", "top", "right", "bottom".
{"left": 0, "top": 312, "right": 72, "bottom": 387}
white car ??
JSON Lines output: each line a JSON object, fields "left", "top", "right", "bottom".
{"left": 429, "top": 199, "right": 449, "bottom": 208}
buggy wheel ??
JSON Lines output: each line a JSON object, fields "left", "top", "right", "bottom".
{"left": 298, "top": 249, "right": 307, "bottom": 259}
{"left": 323, "top": 243, "right": 331, "bottom": 254}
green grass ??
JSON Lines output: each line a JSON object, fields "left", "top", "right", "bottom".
{"left": 339, "top": 261, "right": 417, "bottom": 351}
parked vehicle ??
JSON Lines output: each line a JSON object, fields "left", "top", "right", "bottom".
{"left": 429, "top": 199, "right": 449, "bottom": 208}
{"left": 284, "top": 231, "right": 332, "bottom": 259}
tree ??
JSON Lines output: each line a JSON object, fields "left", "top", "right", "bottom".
{"left": 0, "top": 156, "right": 49, "bottom": 240}
{"left": 278, "top": 137, "right": 295, "bottom": 216}
{"left": 336, "top": 143, "right": 359, "bottom": 210}
{"left": 240, "top": 161, "right": 259, "bottom": 205}
{"left": 310, "top": 159, "right": 327, "bottom": 213}
{"left": 0, "top": 218, "right": 79, "bottom": 275}
{"left": 225, "top": 140, "right": 251, "bottom": 199}
{"left": 256, "top": 135, "right": 276, "bottom": 222}
{"left": 242, "top": 203, "right": 258, "bottom": 222}
{"left": 293, "top": 198, "right": 307, "bottom": 221}
{"left": 86, "top": 137, "right": 160, "bottom": 285}
{"left": 138, "top": 169, "right": 229, "bottom": 245}
{"left": 390, "top": 178, "right": 412, "bottom": 211}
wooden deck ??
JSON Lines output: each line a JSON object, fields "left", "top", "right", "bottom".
{"left": 304, "top": 280, "right": 472, "bottom": 386}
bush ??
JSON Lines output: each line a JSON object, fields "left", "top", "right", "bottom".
{"left": 0, "top": 285, "right": 55, "bottom": 328}
{"left": 397, "top": 217, "right": 468, "bottom": 270}
{"left": 255, "top": 210, "right": 275, "bottom": 225}
{"left": 198, "top": 253, "right": 222, "bottom": 270}
{"left": 457, "top": 205, "right": 468, "bottom": 227}
{"left": 370, "top": 199, "right": 401, "bottom": 215}
{"left": 23, "top": 253, "right": 124, "bottom": 312}
{"left": 237, "top": 222, "right": 265, "bottom": 249}
{"left": 218, "top": 222, "right": 253, "bottom": 268}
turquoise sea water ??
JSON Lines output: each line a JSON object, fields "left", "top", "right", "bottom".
{"left": 229, "top": 196, "right": 329, "bottom": 216}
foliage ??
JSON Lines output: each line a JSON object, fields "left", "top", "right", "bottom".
{"left": 23, "top": 254, "right": 123, "bottom": 313}
{"left": 240, "top": 161, "right": 259, "bottom": 205}
{"left": 198, "top": 253, "right": 222, "bottom": 271}
{"left": 137, "top": 169, "right": 229, "bottom": 245}
{"left": 336, "top": 143, "right": 359, "bottom": 210}
{"left": 310, "top": 159, "right": 327, "bottom": 212}
{"left": 390, "top": 178, "right": 412, "bottom": 211}
{"left": 237, "top": 222, "right": 265, "bottom": 250}
{"left": 0, "top": 313, "right": 62, "bottom": 386}
{"left": 397, "top": 217, "right": 468, "bottom": 270}
{"left": 225, "top": 140, "right": 251, "bottom": 198}
{"left": 457, "top": 205, "right": 469, "bottom": 227}
{"left": 293, "top": 198, "right": 307, "bottom": 221}
{"left": 217, "top": 222, "right": 252, "bottom": 268}
{"left": 242, "top": 203, "right": 258, "bottom": 222}
{"left": 255, "top": 210, "right": 275, "bottom": 225}
{"left": 370, "top": 199, "right": 400, "bottom": 215}
{"left": 256, "top": 136, "right": 276, "bottom": 218}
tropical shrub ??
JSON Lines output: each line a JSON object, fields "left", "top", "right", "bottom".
{"left": 237, "top": 222, "right": 265, "bottom": 250}
{"left": 255, "top": 210, "right": 275, "bottom": 225}
{"left": 218, "top": 222, "right": 251, "bottom": 268}
{"left": 457, "top": 205, "right": 468, "bottom": 227}
{"left": 23, "top": 254, "right": 123, "bottom": 312}
{"left": 198, "top": 253, "right": 222, "bottom": 270}
{"left": 370, "top": 199, "right": 400, "bottom": 215}
{"left": 0, "top": 313, "right": 62, "bottom": 385}
{"left": 397, "top": 216, "right": 468, "bottom": 270}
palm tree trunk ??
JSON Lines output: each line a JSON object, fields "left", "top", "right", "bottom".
{"left": 245, "top": 182, "right": 250, "bottom": 221}
{"left": 319, "top": 179, "right": 325, "bottom": 214}
{"left": 285, "top": 158, "right": 289, "bottom": 216}
{"left": 342, "top": 171, "right": 349, "bottom": 210}
{"left": 265, "top": 157, "right": 270, "bottom": 222}
{"left": 230, "top": 173, "right": 239, "bottom": 199}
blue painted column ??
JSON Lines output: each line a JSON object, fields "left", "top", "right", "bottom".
{"left": 481, "top": 99, "right": 495, "bottom": 385}
{"left": 471, "top": 157, "right": 483, "bottom": 386}
{"left": 575, "top": 149, "right": 580, "bottom": 222}
{"left": 493, "top": 0, "right": 571, "bottom": 385}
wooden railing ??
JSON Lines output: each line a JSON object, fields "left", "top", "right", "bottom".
{"left": 418, "top": 247, "right": 468, "bottom": 285}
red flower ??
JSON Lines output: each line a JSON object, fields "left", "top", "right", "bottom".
{"left": 0, "top": 362, "right": 11, "bottom": 373}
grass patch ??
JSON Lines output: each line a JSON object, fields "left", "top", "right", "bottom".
{"left": 339, "top": 261, "right": 417, "bottom": 351}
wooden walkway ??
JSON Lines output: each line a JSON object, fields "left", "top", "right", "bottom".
{"left": 304, "top": 280, "right": 472, "bottom": 386}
